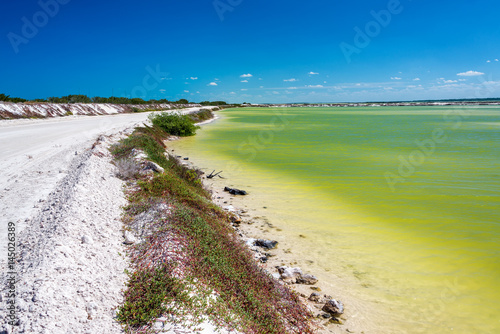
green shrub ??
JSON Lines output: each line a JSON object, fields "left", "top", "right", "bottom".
{"left": 149, "top": 112, "right": 198, "bottom": 136}
{"left": 188, "top": 109, "right": 214, "bottom": 123}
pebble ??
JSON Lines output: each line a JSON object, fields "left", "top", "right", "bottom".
{"left": 308, "top": 293, "right": 322, "bottom": 302}
{"left": 296, "top": 273, "right": 319, "bottom": 285}
{"left": 81, "top": 235, "right": 93, "bottom": 244}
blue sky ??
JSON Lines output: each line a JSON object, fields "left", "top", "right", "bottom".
{"left": 1, "top": 0, "right": 499, "bottom": 103}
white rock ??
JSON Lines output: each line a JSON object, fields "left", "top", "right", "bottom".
{"left": 223, "top": 205, "right": 236, "bottom": 212}
{"left": 153, "top": 321, "right": 164, "bottom": 330}
{"left": 277, "top": 266, "right": 303, "bottom": 281}
{"left": 245, "top": 238, "right": 256, "bottom": 248}
{"left": 123, "top": 231, "right": 136, "bottom": 245}
{"left": 145, "top": 161, "right": 164, "bottom": 173}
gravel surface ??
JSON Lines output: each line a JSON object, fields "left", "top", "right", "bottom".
{"left": 0, "top": 112, "right": 155, "bottom": 261}
{"left": 0, "top": 132, "right": 130, "bottom": 333}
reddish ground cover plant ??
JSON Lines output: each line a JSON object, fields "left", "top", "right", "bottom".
{"left": 112, "top": 113, "right": 314, "bottom": 333}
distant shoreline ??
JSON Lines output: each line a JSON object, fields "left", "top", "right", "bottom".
{"left": 245, "top": 101, "right": 500, "bottom": 108}
{"left": 2, "top": 100, "right": 500, "bottom": 120}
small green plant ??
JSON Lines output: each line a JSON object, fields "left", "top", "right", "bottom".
{"left": 116, "top": 265, "right": 189, "bottom": 328}
{"left": 149, "top": 112, "right": 199, "bottom": 136}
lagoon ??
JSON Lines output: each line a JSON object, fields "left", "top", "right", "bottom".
{"left": 169, "top": 106, "right": 500, "bottom": 333}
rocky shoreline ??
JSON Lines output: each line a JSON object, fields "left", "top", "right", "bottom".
{"left": 167, "top": 146, "right": 356, "bottom": 334}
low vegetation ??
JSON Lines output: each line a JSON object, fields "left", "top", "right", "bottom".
{"left": 187, "top": 108, "right": 214, "bottom": 123}
{"left": 111, "top": 112, "right": 313, "bottom": 333}
{"left": 0, "top": 93, "right": 235, "bottom": 106}
{"left": 148, "top": 112, "right": 199, "bottom": 137}
{"left": 0, "top": 93, "right": 26, "bottom": 103}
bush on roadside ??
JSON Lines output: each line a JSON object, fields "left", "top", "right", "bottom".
{"left": 188, "top": 109, "right": 214, "bottom": 123}
{"left": 149, "top": 112, "right": 198, "bottom": 136}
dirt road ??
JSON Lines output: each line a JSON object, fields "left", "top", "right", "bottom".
{"left": 0, "top": 112, "right": 153, "bottom": 261}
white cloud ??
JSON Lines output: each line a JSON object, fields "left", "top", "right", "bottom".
{"left": 496, "top": 59, "right": 499, "bottom": 62}
{"left": 307, "top": 84, "right": 323, "bottom": 88}
{"left": 284, "top": 78, "right": 298, "bottom": 82}
{"left": 457, "top": 70, "right": 484, "bottom": 76}
{"left": 288, "top": 87, "right": 298, "bottom": 89}
{"left": 159, "top": 89, "right": 166, "bottom": 93}
{"left": 241, "top": 80, "right": 249, "bottom": 83}
{"left": 487, "top": 60, "right": 491, "bottom": 63}
{"left": 308, "top": 72, "right": 319, "bottom": 75}
{"left": 241, "top": 89, "right": 248, "bottom": 91}
{"left": 443, "top": 80, "right": 457, "bottom": 83}
{"left": 259, "top": 86, "right": 264, "bottom": 88}
{"left": 240, "top": 73, "right": 253, "bottom": 78}
{"left": 230, "top": 92, "right": 236, "bottom": 95}
{"left": 183, "top": 90, "right": 189, "bottom": 93}
{"left": 413, "top": 78, "right": 421, "bottom": 81}
{"left": 190, "top": 77, "right": 198, "bottom": 80}
{"left": 391, "top": 77, "right": 402, "bottom": 80}
{"left": 196, "top": 91, "right": 200, "bottom": 94}
{"left": 208, "top": 82, "right": 218, "bottom": 86}
{"left": 458, "top": 79, "right": 466, "bottom": 82}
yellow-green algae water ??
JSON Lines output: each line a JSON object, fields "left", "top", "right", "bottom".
{"left": 169, "top": 107, "right": 500, "bottom": 333}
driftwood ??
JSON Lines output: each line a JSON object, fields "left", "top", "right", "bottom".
{"left": 207, "top": 170, "right": 223, "bottom": 179}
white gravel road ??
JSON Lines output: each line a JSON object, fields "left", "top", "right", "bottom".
{"left": 0, "top": 112, "right": 154, "bottom": 262}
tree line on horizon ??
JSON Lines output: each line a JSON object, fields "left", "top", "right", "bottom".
{"left": 0, "top": 93, "right": 230, "bottom": 106}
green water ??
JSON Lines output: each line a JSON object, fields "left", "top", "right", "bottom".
{"left": 170, "top": 107, "right": 500, "bottom": 333}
